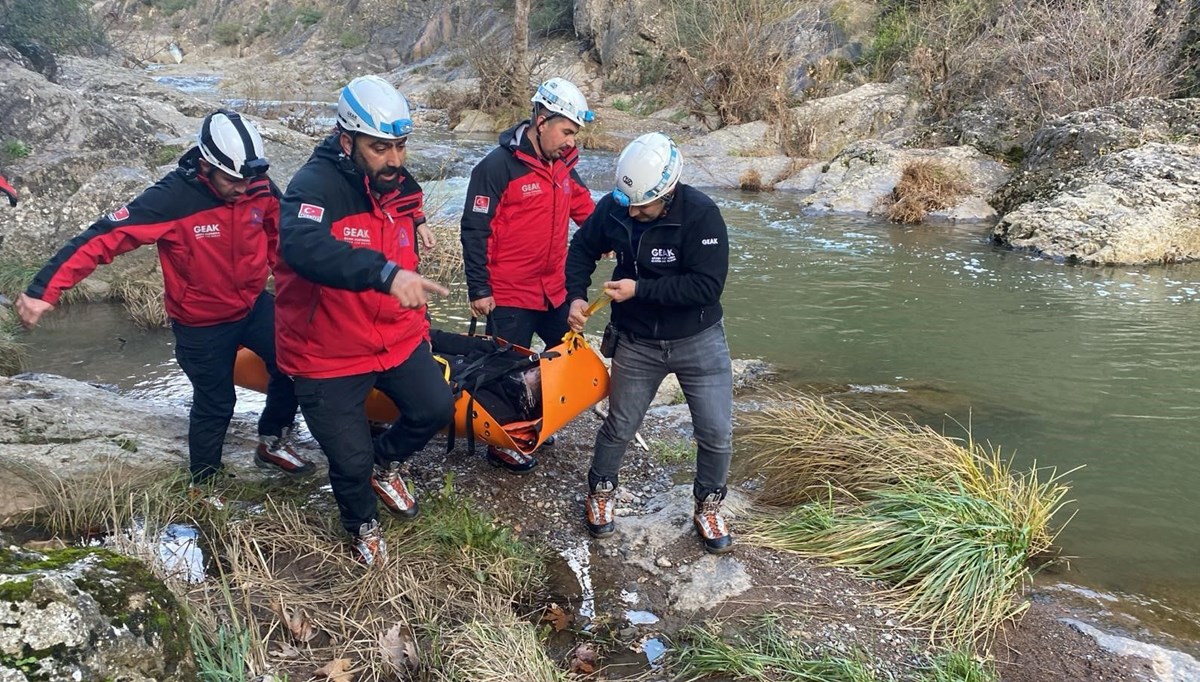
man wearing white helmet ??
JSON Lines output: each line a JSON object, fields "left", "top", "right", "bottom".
{"left": 565, "top": 132, "right": 735, "bottom": 555}
{"left": 16, "top": 109, "right": 313, "bottom": 486}
{"left": 274, "top": 75, "right": 453, "bottom": 566}
{"left": 459, "top": 76, "right": 597, "bottom": 475}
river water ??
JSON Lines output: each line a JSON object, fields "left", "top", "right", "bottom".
{"left": 19, "top": 76, "right": 1200, "bottom": 652}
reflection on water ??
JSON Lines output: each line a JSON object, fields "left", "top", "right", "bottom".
{"left": 16, "top": 162, "right": 1200, "bottom": 652}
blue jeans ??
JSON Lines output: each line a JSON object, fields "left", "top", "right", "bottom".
{"left": 589, "top": 321, "right": 733, "bottom": 500}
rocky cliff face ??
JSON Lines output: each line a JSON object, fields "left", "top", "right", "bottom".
{"left": 991, "top": 98, "right": 1200, "bottom": 264}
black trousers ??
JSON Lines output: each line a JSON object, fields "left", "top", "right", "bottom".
{"left": 172, "top": 291, "right": 297, "bottom": 483}
{"left": 293, "top": 342, "right": 454, "bottom": 535}
{"left": 486, "top": 300, "right": 570, "bottom": 349}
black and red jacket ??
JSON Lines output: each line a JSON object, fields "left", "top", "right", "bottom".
{"left": 275, "top": 133, "right": 429, "bottom": 379}
{"left": 25, "top": 147, "right": 280, "bottom": 326}
{"left": 0, "top": 173, "right": 16, "bottom": 207}
{"left": 460, "top": 122, "right": 594, "bottom": 310}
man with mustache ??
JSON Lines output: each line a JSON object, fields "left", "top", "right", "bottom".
{"left": 459, "top": 77, "right": 596, "bottom": 475}
{"left": 15, "top": 110, "right": 313, "bottom": 487}
{"left": 274, "top": 75, "right": 452, "bottom": 566}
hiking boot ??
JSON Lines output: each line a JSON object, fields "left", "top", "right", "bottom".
{"left": 254, "top": 428, "right": 315, "bottom": 476}
{"left": 486, "top": 445, "right": 538, "bottom": 475}
{"left": 693, "top": 493, "right": 734, "bottom": 554}
{"left": 371, "top": 462, "right": 419, "bottom": 519}
{"left": 542, "top": 434, "right": 557, "bottom": 447}
{"left": 353, "top": 520, "right": 388, "bottom": 566}
{"left": 585, "top": 480, "right": 616, "bottom": 538}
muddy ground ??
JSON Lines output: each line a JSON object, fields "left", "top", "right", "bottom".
{"left": 267, "top": 393, "right": 1163, "bottom": 681}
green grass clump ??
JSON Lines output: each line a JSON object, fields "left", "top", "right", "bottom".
{"left": 672, "top": 616, "right": 879, "bottom": 682}
{"left": 917, "top": 647, "right": 999, "bottom": 682}
{"left": 741, "top": 391, "right": 1075, "bottom": 645}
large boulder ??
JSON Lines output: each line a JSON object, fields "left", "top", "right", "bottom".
{"left": 0, "top": 374, "right": 189, "bottom": 522}
{"left": 992, "top": 143, "right": 1200, "bottom": 264}
{"left": 790, "top": 140, "right": 1010, "bottom": 221}
{"left": 0, "top": 542, "right": 192, "bottom": 680}
{"left": 680, "top": 82, "right": 922, "bottom": 191}
{"left": 992, "top": 97, "right": 1200, "bottom": 216}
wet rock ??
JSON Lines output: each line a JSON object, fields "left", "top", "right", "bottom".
{"left": 1064, "top": 619, "right": 1200, "bottom": 682}
{"left": 0, "top": 374, "right": 196, "bottom": 521}
{"left": 668, "top": 554, "right": 753, "bottom": 613}
{"left": 0, "top": 542, "right": 192, "bottom": 680}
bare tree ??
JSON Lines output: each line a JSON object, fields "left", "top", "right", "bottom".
{"left": 513, "top": 0, "right": 530, "bottom": 92}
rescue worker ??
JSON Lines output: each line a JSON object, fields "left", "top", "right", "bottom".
{"left": 565, "top": 133, "right": 735, "bottom": 555}
{"left": 459, "top": 76, "right": 596, "bottom": 474}
{"left": 274, "top": 75, "right": 452, "bottom": 566}
{"left": 15, "top": 110, "right": 313, "bottom": 485}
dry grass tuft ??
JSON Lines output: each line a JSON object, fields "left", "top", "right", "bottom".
{"left": 738, "top": 168, "right": 764, "bottom": 192}
{"left": 112, "top": 266, "right": 168, "bottom": 328}
{"left": 886, "top": 160, "right": 972, "bottom": 224}
{"left": 0, "top": 325, "right": 27, "bottom": 376}
{"left": 442, "top": 615, "right": 568, "bottom": 681}
{"left": 420, "top": 217, "right": 465, "bottom": 290}
{"left": 577, "top": 123, "right": 627, "bottom": 153}
{"left": 740, "top": 391, "right": 972, "bottom": 507}
{"left": 2, "top": 456, "right": 181, "bottom": 539}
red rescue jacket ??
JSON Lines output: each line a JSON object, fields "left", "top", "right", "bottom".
{"left": 274, "top": 134, "right": 429, "bottom": 379}
{"left": 25, "top": 148, "right": 279, "bottom": 326}
{"left": 460, "top": 122, "right": 594, "bottom": 310}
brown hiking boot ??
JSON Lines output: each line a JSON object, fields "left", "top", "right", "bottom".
{"left": 693, "top": 493, "right": 734, "bottom": 554}
{"left": 585, "top": 480, "right": 616, "bottom": 538}
{"left": 371, "top": 461, "right": 419, "bottom": 519}
{"left": 352, "top": 520, "right": 388, "bottom": 566}
{"left": 254, "top": 428, "right": 315, "bottom": 476}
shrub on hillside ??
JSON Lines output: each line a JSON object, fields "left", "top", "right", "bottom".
{"left": 883, "top": 0, "right": 1185, "bottom": 126}
{"left": 665, "top": 0, "right": 806, "bottom": 129}
{"left": 0, "top": 0, "right": 107, "bottom": 54}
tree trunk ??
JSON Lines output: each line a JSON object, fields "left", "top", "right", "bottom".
{"left": 513, "top": 0, "right": 531, "bottom": 98}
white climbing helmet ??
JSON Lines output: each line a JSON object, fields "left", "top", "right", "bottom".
{"left": 531, "top": 77, "right": 594, "bottom": 127}
{"left": 337, "top": 75, "right": 414, "bottom": 140}
{"left": 197, "top": 109, "right": 269, "bottom": 179}
{"left": 612, "top": 133, "right": 682, "bottom": 207}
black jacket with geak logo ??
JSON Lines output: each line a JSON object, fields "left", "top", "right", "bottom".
{"left": 565, "top": 183, "right": 728, "bottom": 341}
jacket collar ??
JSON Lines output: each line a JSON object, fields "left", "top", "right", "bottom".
{"left": 500, "top": 121, "right": 580, "bottom": 172}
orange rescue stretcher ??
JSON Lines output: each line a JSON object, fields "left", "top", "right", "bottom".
{"left": 233, "top": 306, "right": 610, "bottom": 455}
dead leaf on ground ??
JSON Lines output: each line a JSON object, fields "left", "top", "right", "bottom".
{"left": 273, "top": 598, "right": 317, "bottom": 643}
{"left": 541, "top": 603, "right": 571, "bottom": 632}
{"left": 379, "top": 622, "right": 421, "bottom": 673}
{"left": 569, "top": 642, "right": 597, "bottom": 674}
{"left": 314, "top": 657, "right": 355, "bottom": 682}
{"left": 272, "top": 642, "right": 302, "bottom": 659}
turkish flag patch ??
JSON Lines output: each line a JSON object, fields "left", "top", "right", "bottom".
{"left": 298, "top": 203, "right": 325, "bottom": 222}
{"left": 472, "top": 195, "right": 490, "bottom": 213}
{"left": 109, "top": 206, "right": 130, "bottom": 222}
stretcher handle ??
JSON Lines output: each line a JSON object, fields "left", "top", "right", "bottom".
{"left": 561, "top": 292, "right": 612, "bottom": 346}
